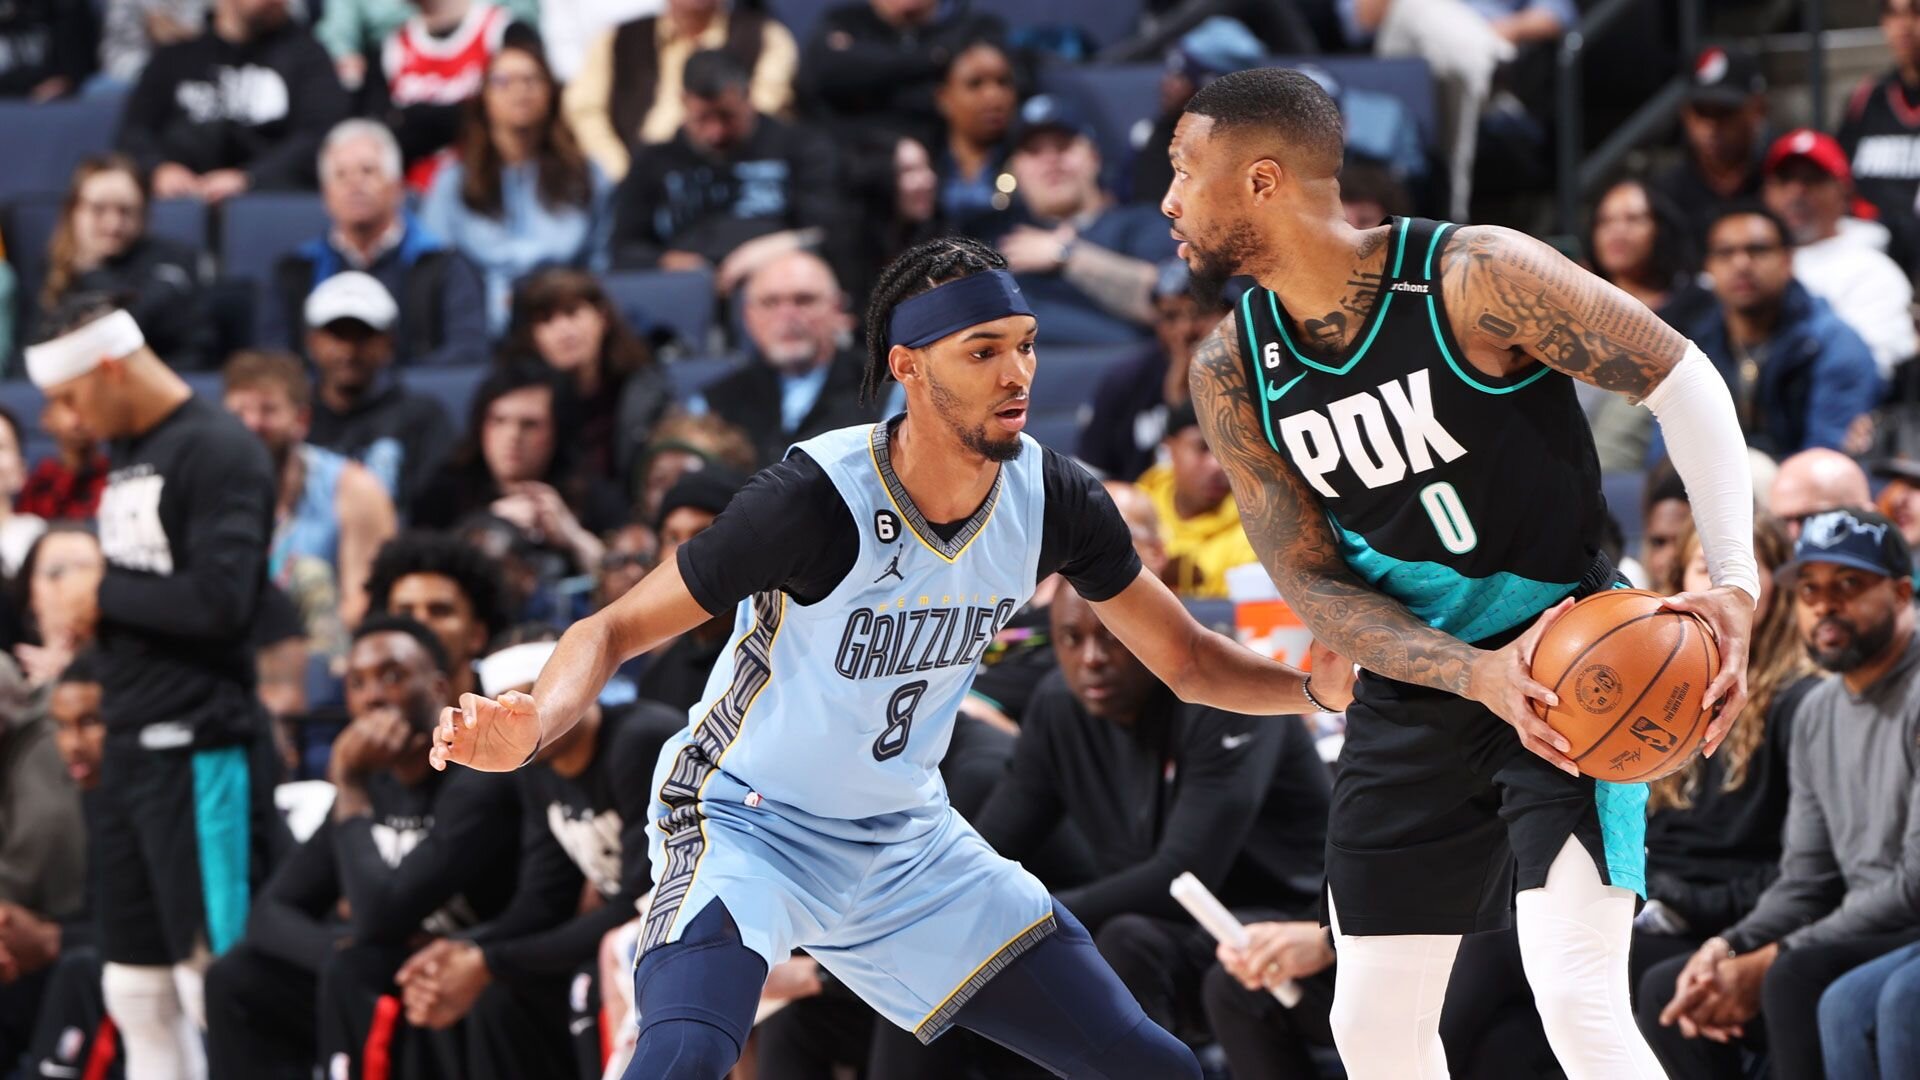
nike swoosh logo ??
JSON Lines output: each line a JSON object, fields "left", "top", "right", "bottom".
{"left": 1266, "top": 372, "right": 1307, "bottom": 402}
{"left": 1221, "top": 733, "right": 1254, "bottom": 750}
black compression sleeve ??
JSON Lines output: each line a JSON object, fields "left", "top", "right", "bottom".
{"left": 675, "top": 452, "right": 859, "bottom": 614}
{"left": 1036, "top": 448, "right": 1143, "bottom": 602}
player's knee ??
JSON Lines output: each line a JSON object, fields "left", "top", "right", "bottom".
{"left": 1079, "top": 1015, "right": 1200, "bottom": 1080}
{"left": 627, "top": 1017, "right": 741, "bottom": 1080}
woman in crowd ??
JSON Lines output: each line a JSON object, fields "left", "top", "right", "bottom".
{"left": 1581, "top": 178, "right": 1713, "bottom": 472}
{"left": 836, "top": 130, "right": 942, "bottom": 313}
{"left": 420, "top": 38, "right": 612, "bottom": 334}
{"left": 34, "top": 155, "right": 211, "bottom": 370}
{"left": 934, "top": 38, "right": 1019, "bottom": 235}
{"left": 0, "top": 408, "right": 46, "bottom": 579}
{"left": 628, "top": 412, "right": 757, "bottom": 525}
{"left": 411, "top": 361, "right": 625, "bottom": 574}
{"left": 11, "top": 525, "right": 102, "bottom": 688}
{"left": 500, "top": 268, "right": 667, "bottom": 480}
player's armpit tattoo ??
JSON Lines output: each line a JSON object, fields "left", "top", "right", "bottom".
{"left": 1445, "top": 226, "right": 1686, "bottom": 398}
{"left": 1187, "top": 317, "right": 1480, "bottom": 696}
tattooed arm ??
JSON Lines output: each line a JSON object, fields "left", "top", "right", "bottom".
{"left": 1442, "top": 225, "right": 1687, "bottom": 396}
{"left": 1189, "top": 315, "right": 1579, "bottom": 772}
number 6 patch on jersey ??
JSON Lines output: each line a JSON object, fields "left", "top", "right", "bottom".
{"left": 874, "top": 510, "right": 900, "bottom": 543}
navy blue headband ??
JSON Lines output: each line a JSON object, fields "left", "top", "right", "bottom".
{"left": 887, "top": 270, "right": 1036, "bottom": 349}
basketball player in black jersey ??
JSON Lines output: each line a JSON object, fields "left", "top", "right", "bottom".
{"left": 1162, "top": 69, "right": 1762, "bottom": 1078}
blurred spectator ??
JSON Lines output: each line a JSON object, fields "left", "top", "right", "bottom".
{"left": 1769, "top": 448, "right": 1874, "bottom": 539}
{"left": 1823, "top": 939, "right": 1920, "bottom": 1077}
{"left": 1651, "top": 46, "right": 1770, "bottom": 244}
{"left": 18, "top": 397, "right": 108, "bottom": 522}
{"left": 595, "top": 523, "right": 656, "bottom": 610}
{"left": 694, "top": 250, "right": 876, "bottom": 466}
{"left": 0, "top": 407, "right": 47, "bottom": 576}
{"left": 933, "top": 36, "right": 1017, "bottom": 234}
{"left": 222, "top": 349, "right": 398, "bottom": 627}
{"left": 798, "top": 0, "right": 1006, "bottom": 153}
{"left": 608, "top": 49, "right": 841, "bottom": 289}
{"left": 420, "top": 39, "right": 613, "bottom": 335}
{"left": 1638, "top": 460, "right": 1689, "bottom": 592}
{"left": 564, "top": 0, "right": 797, "bottom": 181}
{"left": 33, "top": 155, "right": 214, "bottom": 371}
{"left": 973, "top": 588, "right": 1341, "bottom": 1041}
{"left": 835, "top": 128, "right": 942, "bottom": 311}
{"left": 1638, "top": 515, "right": 1816, "bottom": 983}
{"left": 1686, "top": 205, "right": 1881, "bottom": 458}
{"left": 1336, "top": 0, "right": 1573, "bottom": 219}
{"left": 250, "top": 583, "right": 311, "bottom": 766}
{"left": 1839, "top": 0, "right": 1920, "bottom": 230}
{"left": 454, "top": 512, "right": 546, "bottom": 625}
{"left": 635, "top": 466, "right": 743, "bottom": 710}
{"left": 1641, "top": 508, "right": 1920, "bottom": 1080}
{"left": 1580, "top": 177, "right": 1712, "bottom": 472}
{"left": 1339, "top": 156, "right": 1414, "bottom": 230}
{"left": 262, "top": 119, "right": 489, "bottom": 368}
{"left": 390, "top": 640, "right": 681, "bottom": 1076}
{"left": 0, "top": 654, "right": 90, "bottom": 1070}
{"left": 0, "top": 0, "right": 92, "bottom": 100}
{"left": 412, "top": 362, "right": 626, "bottom": 572}
{"left": 98, "top": 0, "right": 206, "bottom": 87}
{"left": 1108, "top": 0, "right": 1319, "bottom": 62}
{"left": 1077, "top": 262, "right": 1223, "bottom": 481}
{"left": 314, "top": 0, "right": 535, "bottom": 92}
{"left": 1136, "top": 402, "right": 1257, "bottom": 597}
{"left": 1103, "top": 479, "right": 1170, "bottom": 582}
{"left": 115, "top": 0, "right": 351, "bottom": 199}
{"left": 363, "top": 0, "right": 522, "bottom": 193}
{"left": 1128, "top": 16, "right": 1269, "bottom": 208}
{"left": 503, "top": 268, "right": 668, "bottom": 480}
{"left": 1873, "top": 457, "right": 1920, "bottom": 555}
{"left": 1762, "top": 128, "right": 1917, "bottom": 380}
{"left": 987, "top": 95, "right": 1176, "bottom": 345}
{"left": 630, "top": 411, "right": 758, "bottom": 522}
{"left": 11, "top": 526, "right": 103, "bottom": 688}
{"left": 365, "top": 531, "right": 509, "bottom": 698}
{"left": 300, "top": 271, "right": 458, "bottom": 507}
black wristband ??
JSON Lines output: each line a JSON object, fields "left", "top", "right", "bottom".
{"left": 1302, "top": 677, "right": 1333, "bottom": 713}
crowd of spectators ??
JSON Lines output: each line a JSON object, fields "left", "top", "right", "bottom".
{"left": 3, "top": 1, "right": 1920, "bottom": 1078}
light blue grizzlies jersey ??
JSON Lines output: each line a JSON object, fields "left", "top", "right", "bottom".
{"left": 660, "top": 421, "right": 1045, "bottom": 823}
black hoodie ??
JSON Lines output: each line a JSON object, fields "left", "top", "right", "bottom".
{"left": 115, "top": 15, "right": 351, "bottom": 188}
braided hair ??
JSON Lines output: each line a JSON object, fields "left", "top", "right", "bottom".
{"left": 861, "top": 236, "right": 1007, "bottom": 404}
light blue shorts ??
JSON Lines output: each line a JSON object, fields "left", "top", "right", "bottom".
{"left": 642, "top": 739, "right": 1054, "bottom": 1042}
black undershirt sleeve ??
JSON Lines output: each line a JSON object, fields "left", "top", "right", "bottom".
{"left": 675, "top": 452, "right": 860, "bottom": 615}
{"left": 334, "top": 772, "right": 520, "bottom": 945}
{"left": 1036, "top": 448, "right": 1143, "bottom": 602}
{"left": 245, "top": 819, "right": 347, "bottom": 973}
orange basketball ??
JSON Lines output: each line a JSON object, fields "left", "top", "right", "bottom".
{"left": 1528, "top": 590, "right": 1719, "bottom": 783}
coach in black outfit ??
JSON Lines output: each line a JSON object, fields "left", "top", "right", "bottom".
{"left": 26, "top": 295, "right": 278, "bottom": 1076}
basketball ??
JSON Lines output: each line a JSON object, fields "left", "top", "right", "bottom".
{"left": 1529, "top": 590, "right": 1720, "bottom": 783}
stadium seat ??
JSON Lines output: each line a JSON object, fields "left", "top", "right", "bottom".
{"left": 0, "top": 380, "right": 48, "bottom": 462}
{"left": 1031, "top": 341, "right": 1147, "bottom": 420}
{"left": 666, "top": 355, "right": 742, "bottom": 401}
{"left": 0, "top": 93, "right": 127, "bottom": 203}
{"left": 762, "top": 0, "right": 838, "bottom": 45}
{"left": 1036, "top": 63, "right": 1163, "bottom": 170}
{"left": 217, "top": 192, "right": 331, "bottom": 290}
{"left": 402, "top": 364, "right": 488, "bottom": 425}
{"left": 603, "top": 269, "right": 719, "bottom": 352}
{"left": 1024, "top": 412, "right": 1081, "bottom": 452}
{"left": 971, "top": 0, "right": 1144, "bottom": 49}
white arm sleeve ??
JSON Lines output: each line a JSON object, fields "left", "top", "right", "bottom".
{"left": 1640, "top": 344, "right": 1761, "bottom": 603}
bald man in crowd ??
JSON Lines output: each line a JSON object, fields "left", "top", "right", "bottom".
{"left": 1770, "top": 448, "right": 1874, "bottom": 537}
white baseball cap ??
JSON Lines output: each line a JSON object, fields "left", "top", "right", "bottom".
{"left": 304, "top": 271, "right": 398, "bottom": 331}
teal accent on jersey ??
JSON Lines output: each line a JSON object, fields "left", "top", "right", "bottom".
{"left": 1239, "top": 289, "right": 1281, "bottom": 454}
{"left": 1265, "top": 371, "right": 1308, "bottom": 404}
{"left": 1427, "top": 297, "right": 1555, "bottom": 395}
{"left": 1422, "top": 222, "right": 1450, "bottom": 278}
{"left": 1392, "top": 216, "right": 1411, "bottom": 277}
{"left": 1593, "top": 780, "right": 1648, "bottom": 897}
{"left": 1333, "top": 519, "right": 1578, "bottom": 643}
{"left": 1261, "top": 217, "right": 1405, "bottom": 376}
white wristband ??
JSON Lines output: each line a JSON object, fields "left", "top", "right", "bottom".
{"left": 1641, "top": 344, "right": 1761, "bottom": 603}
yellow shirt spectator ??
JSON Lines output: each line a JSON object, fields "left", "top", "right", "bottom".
{"left": 1134, "top": 404, "right": 1258, "bottom": 598}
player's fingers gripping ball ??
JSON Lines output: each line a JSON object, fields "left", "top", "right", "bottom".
{"left": 1528, "top": 589, "right": 1719, "bottom": 781}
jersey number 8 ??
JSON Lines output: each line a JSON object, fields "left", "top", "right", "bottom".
{"left": 872, "top": 680, "right": 927, "bottom": 761}
{"left": 1419, "top": 481, "right": 1478, "bottom": 555}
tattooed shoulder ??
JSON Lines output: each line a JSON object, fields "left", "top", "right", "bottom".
{"left": 1440, "top": 225, "right": 1684, "bottom": 398}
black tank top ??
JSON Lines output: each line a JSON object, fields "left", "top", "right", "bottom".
{"left": 1235, "top": 217, "right": 1607, "bottom": 645}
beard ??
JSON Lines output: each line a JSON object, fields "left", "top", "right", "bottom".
{"left": 1808, "top": 612, "right": 1897, "bottom": 673}
{"left": 1186, "top": 220, "right": 1264, "bottom": 305}
{"left": 928, "top": 369, "right": 1023, "bottom": 463}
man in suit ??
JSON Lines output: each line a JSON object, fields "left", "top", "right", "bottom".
{"left": 694, "top": 249, "right": 878, "bottom": 465}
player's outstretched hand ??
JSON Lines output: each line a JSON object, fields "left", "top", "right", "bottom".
{"left": 1304, "top": 640, "right": 1358, "bottom": 712}
{"left": 430, "top": 691, "right": 542, "bottom": 773}
{"left": 1468, "top": 597, "right": 1579, "bottom": 776}
{"left": 1660, "top": 585, "right": 1753, "bottom": 759}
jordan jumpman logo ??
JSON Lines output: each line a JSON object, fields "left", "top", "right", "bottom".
{"left": 873, "top": 544, "right": 905, "bottom": 584}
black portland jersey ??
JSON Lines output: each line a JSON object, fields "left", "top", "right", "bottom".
{"left": 1235, "top": 217, "right": 1607, "bottom": 645}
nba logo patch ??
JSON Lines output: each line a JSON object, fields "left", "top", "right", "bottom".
{"left": 745, "top": 791, "right": 763, "bottom": 808}
{"left": 331, "top": 1052, "right": 352, "bottom": 1080}
{"left": 571, "top": 972, "right": 593, "bottom": 1012}
{"left": 57, "top": 1026, "right": 83, "bottom": 1062}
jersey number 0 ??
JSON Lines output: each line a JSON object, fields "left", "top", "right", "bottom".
{"left": 872, "top": 680, "right": 928, "bottom": 761}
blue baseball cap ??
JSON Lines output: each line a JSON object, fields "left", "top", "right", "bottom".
{"left": 1010, "top": 95, "right": 1098, "bottom": 152}
{"left": 1785, "top": 508, "right": 1913, "bottom": 580}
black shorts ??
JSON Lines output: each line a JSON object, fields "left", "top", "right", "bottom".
{"left": 1325, "top": 578, "right": 1649, "bottom": 937}
{"left": 96, "top": 735, "right": 260, "bottom": 966}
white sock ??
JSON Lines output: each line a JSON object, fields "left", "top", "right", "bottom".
{"left": 1515, "top": 838, "right": 1669, "bottom": 1080}
{"left": 1327, "top": 891, "right": 1462, "bottom": 1080}
{"left": 103, "top": 962, "right": 206, "bottom": 1080}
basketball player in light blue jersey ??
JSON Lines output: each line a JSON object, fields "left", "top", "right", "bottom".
{"left": 431, "top": 237, "right": 1357, "bottom": 1079}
